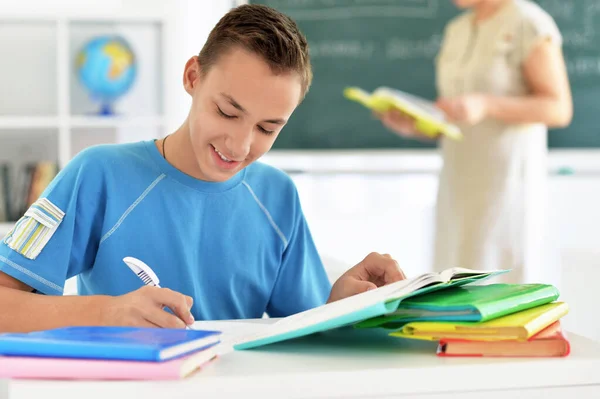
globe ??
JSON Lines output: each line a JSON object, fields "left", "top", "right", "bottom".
{"left": 75, "top": 36, "right": 137, "bottom": 115}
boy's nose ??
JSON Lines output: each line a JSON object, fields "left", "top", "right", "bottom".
{"left": 225, "top": 130, "right": 252, "bottom": 160}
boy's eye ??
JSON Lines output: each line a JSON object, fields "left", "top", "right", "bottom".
{"left": 258, "top": 126, "right": 275, "bottom": 135}
{"left": 217, "top": 105, "right": 274, "bottom": 135}
{"left": 217, "top": 107, "right": 235, "bottom": 119}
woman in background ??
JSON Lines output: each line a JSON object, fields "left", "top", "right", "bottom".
{"left": 377, "top": 0, "right": 572, "bottom": 283}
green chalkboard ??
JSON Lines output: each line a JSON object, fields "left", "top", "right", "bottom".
{"left": 251, "top": 0, "right": 600, "bottom": 149}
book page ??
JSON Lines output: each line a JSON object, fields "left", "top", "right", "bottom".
{"left": 236, "top": 273, "right": 444, "bottom": 346}
{"left": 439, "top": 267, "right": 506, "bottom": 282}
{"left": 271, "top": 284, "right": 395, "bottom": 331}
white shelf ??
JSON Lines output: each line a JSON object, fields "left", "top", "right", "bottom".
{"left": 0, "top": 115, "right": 165, "bottom": 130}
{"left": 0, "top": 14, "right": 167, "bottom": 24}
{"left": 0, "top": 116, "right": 59, "bottom": 129}
{"left": 69, "top": 115, "right": 165, "bottom": 128}
{"left": 1, "top": 5, "right": 171, "bottom": 217}
{"left": 0, "top": 223, "right": 14, "bottom": 236}
{"left": 0, "top": 2, "right": 169, "bottom": 23}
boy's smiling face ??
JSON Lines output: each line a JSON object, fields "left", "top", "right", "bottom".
{"left": 183, "top": 47, "right": 302, "bottom": 182}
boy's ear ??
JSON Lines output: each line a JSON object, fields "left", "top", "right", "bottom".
{"left": 183, "top": 56, "right": 201, "bottom": 95}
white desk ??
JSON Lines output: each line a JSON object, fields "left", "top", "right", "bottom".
{"left": 2, "top": 320, "right": 600, "bottom": 399}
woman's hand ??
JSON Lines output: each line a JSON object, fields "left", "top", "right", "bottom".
{"left": 375, "top": 109, "right": 437, "bottom": 141}
{"left": 436, "top": 94, "right": 489, "bottom": 125}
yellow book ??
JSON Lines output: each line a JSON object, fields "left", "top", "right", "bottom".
{"left": 343, "top": 86, "right": 463, "bottom": 141}
{"left": 390, "top": 302, "right": 569, "bottom": 342}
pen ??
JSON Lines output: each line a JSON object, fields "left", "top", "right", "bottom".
{"left": 122, "top": 256, "right": 193, "bottom": 330}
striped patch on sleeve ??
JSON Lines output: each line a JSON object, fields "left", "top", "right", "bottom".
{"left": 3, "top": 198, "right": 65, "bottom": 260}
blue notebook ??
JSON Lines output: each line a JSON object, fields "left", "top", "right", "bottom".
{"left": 0, "top": 326, "right": 221, "bottom": 361}
{"left": 234, "top": 267, "right": 508, "bottom": 350}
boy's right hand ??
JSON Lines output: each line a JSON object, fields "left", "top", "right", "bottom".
{"left": 102, "top": 286, "right": 195, "bottom": 329}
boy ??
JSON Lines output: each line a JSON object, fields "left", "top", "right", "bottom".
{"left": 0, "top": 4, "right": 405, "bottom": 332}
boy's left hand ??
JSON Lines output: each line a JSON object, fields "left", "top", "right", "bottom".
{"left": 327, "top": 252, "right": 406, "bottom": 303}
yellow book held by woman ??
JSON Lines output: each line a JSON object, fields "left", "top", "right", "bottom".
{"left": 343, "top": 86, "right": 463, "bottom": 141}
{"left": 390, "top": 302, "right": 569, "bottom": 342}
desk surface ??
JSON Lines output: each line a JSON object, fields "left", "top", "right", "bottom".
{"left": 2, "top": 320, "right": 600, "bottom": 399}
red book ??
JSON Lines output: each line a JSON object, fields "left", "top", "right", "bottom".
{"left": 437, "top": 321, "right": 570, "bottom": 357}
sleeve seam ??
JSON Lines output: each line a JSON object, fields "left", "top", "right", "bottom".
{"left": 0, "top": 254, "right": 63, "bottom": 295}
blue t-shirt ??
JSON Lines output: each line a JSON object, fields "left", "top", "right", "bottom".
{"left": 0, "top": 140, "right": 331, "bottom": 319}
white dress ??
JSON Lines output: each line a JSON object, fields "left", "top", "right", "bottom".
{"left": 433, "top": 0, "right": 562, "bottom": 283}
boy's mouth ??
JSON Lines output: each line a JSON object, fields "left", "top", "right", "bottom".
{"left": 212, "top": 145, "right": 233, "bottom": 163}
{"left": 210, "top": 145, "right": 242, "bottom": 170}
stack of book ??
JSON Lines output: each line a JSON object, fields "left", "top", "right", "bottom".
{"left": 226, "top": 268, "right": 571, "bottom": 355}
{"left": 0, "top": 326, "right": 221, "bottom": 380}
{"left": 0, "top": 161, "right": 58, "bottom": 223}
{"left": 355, "top": 284, "right": 570, "bottom": 357}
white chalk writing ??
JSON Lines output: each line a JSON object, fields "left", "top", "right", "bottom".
{"left": 262, "top": 0, "right": 439, "bottom": 20}
{"left": 309, "top": 40, "right": 376, "bottom": 58}
{"left": 566, "top": 57, "right": 600, "bottom": 77}
{"left": 386, "top": 35, "right": 442, "bottom": 60}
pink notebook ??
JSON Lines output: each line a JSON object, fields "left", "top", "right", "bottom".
{"left": 0, "top": 348, "right": 217, "bottom": 380}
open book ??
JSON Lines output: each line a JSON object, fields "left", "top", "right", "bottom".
{"left": 343, "top": 86, "right": 463, "bottom": 141}
{"left": 233, "top": 267, "right": 507, "bottom": 350}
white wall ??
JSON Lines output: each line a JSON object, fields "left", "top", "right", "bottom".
{"left": 163, "top": 0, "right": 240, "bottom": 133}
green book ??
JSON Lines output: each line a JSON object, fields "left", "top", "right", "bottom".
{"left": 355, "top": 284, "right": 560, "bottom": 329}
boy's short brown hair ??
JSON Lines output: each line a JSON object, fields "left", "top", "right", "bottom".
{"left": 198, "top": 4, "right": 312, "bottom": 100}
